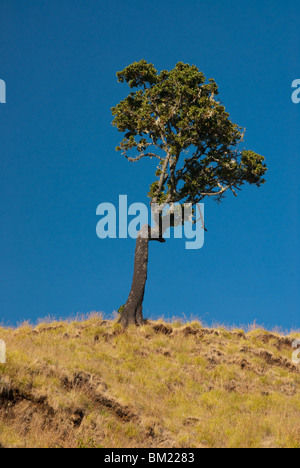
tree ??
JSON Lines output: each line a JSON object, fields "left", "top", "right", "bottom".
{"left": 112, "top": 60, "right": 267, "bottom": 327}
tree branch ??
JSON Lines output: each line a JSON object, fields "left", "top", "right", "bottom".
{"left": 125, "top": 152, "right": 163, "bottom": 162}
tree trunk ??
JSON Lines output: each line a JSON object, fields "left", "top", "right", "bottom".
{"left": 118, "top": 224, "right": 165, "bottom": 327}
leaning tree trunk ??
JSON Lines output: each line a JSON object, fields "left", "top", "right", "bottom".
{"left": 118, "top": 224, "right": 165, "bottom": 327}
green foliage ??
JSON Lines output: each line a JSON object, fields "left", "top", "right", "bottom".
{"left": 112, "top": 60, "right": 267, "bottom": 207}
{"left": 77, "top": 437, "right": 103, "bottom": 448}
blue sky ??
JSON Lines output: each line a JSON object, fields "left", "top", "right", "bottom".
{"left": 0, "top": 0, "right": 299, "bottom": 328}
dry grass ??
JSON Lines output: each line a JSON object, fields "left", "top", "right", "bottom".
{"left": 0, "top": 314, "right": 299, "bottom": 448}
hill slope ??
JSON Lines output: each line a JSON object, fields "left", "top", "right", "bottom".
{"left": 0, "top": 316, "right": 299, "bottom": 448}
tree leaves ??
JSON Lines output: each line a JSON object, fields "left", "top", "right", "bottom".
{"left": 112, "top": 60, "right": 267, "bottom": 205}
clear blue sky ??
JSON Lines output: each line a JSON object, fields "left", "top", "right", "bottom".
{"left": 0, "top": 0, "right": 299, "bottom": 329}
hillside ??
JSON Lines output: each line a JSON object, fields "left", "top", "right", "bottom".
{"left": 0, "top": 315, "right": 299, "bottom": 448}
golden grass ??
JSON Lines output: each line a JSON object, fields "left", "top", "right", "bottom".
{"left": 0, "top": 315, "right": 299, "bottom": 448}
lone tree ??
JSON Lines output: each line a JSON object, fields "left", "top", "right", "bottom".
{"left": 112, "top": 60, "right": 267, "bottom": 327}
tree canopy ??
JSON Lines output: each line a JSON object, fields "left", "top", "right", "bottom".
{"left": 112, "top": 60, "right": 267, "bottom": 208}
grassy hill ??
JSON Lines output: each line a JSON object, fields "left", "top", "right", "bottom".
{"left": 0, "top": 315, "right": 299, "bottom": 448}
